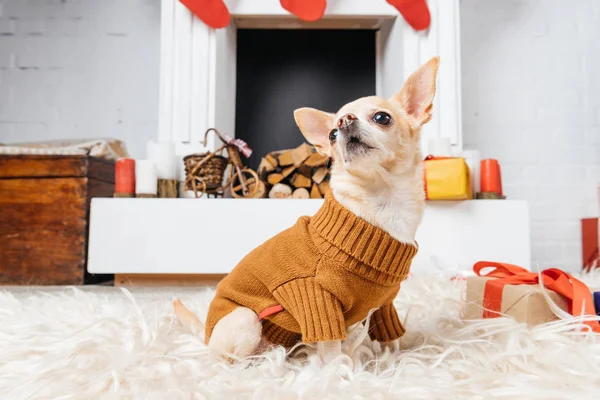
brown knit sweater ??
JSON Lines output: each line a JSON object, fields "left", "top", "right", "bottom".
{"left": 205, "top": 194, "right": 417, "bottom": 347}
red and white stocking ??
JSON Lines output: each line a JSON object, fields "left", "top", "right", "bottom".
{"left": 182, "top": 0, "right": 429, "bottom": 33}
{"left": 280, "top": 0, "right": 327, "bottom": 22}
{"left": 387, "top": 0, "right": 431, "bottom": 31}
{"left": 180, "top": 0, "right": 230, "bottom": 29}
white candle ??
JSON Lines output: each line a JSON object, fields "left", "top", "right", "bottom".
{"left": 135, "top": 159, "right": 158, "bottom": 195}
{"left": 147, "top": 141, "right": 177, "bottom": 180}
{"left": 461, "top": 149, "right": 481, "bottom": 197}
{"left": 427, "top": 137, "right": 452, "bottom": 157}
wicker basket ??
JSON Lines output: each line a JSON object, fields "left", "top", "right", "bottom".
{"left": 183, "top": 152, "right": 228, "bottom": 189}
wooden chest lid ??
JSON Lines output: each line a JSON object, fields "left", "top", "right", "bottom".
{"left": 0, "top": 155, "right": 114, "bottom": 182}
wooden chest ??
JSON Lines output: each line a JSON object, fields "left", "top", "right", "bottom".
{"left": 0, "top": 155, "right": 114, "bottom": 285}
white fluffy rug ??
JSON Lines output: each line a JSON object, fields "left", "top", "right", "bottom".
{"left": 2, "top": 272, "right": 600, "bottom": 399}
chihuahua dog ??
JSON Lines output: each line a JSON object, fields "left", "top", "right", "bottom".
{"left": 174, "top": 57, "right": 439, "bottom": 363}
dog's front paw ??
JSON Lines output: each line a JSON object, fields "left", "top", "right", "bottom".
{"left": 374, "top": 338, "right": 401, "bottom": 355}
{"left": 317, "top": 340, "right": 342, "bottom": 363}
{"left": 316, "top": 340, "right": 353, "bottom": 368}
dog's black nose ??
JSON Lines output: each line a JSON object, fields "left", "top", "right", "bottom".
{"left": 337, "top": 113, "right": 357, "bottom": 128}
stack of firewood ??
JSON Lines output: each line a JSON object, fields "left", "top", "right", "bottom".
{"left": 257, "top": 143, "right": 331, "bottom": 199}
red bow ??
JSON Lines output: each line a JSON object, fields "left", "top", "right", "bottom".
{"left": 424, "top": 155, "right": 452, "bottom": 161}
{"left": 221, "top": 133, "right": 253, "bottom": 158}
{"left": 474, "top": 261, "right": 600, "bottom": 332}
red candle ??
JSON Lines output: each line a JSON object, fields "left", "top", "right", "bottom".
{"left": 115, "top": 158, "right": 136, "bottom": 194}
{"left": 480, "top": 159, "right": 502, "bottom": 195}
{"left": 496, "top": 162, "right": 503, "bottom": 196}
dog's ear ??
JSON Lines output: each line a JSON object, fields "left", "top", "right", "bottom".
{"left": 390, "top": 57, "right": 439, "bottom": 126}
{"left": 294, "top": 108, "right": 335, "bottom": 155}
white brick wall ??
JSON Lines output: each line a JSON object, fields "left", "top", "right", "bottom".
{"left": 0, "top": 0, "right": 160, "bottom": 158}
{"left": 461, "top": 0, "right": 600, "bottom": 271}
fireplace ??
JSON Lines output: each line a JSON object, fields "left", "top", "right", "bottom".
{"left": 157, "top": 0, "right": 463, "bottom": 163}
{"left": 88, "top": 1, "right": 534, "bottom": 276}
{"left": 236, "top": 28, "right": 376, "bottom": 171}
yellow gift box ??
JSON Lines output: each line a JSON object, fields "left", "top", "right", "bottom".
{"left": 423, "top": 156, "right": 472, "bottom": 200}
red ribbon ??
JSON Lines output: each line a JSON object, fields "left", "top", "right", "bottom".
{"left": 474, "top": 261, "right": 600, "bottom": 332}
{"left": 424, "top": 155, "right": 452, "bottom": 161}
{"left": 221, "top": 133, "right": 253, "bottom": 158}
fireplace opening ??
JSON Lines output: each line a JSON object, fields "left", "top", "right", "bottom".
{"left": 235, "top": 29, "right": 376, "bottom": 171}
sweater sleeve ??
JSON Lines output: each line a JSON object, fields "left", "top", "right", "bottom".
{"left": 368, "top": 303, "right": 406, "bottom": 343}
{"left": 273, "top": 278, "right": 347, "bottom": 343}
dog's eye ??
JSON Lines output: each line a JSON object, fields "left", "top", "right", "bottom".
{"left": 372, "top": 112, "right": 392, "bottom": 126}
{"left": 329, "top": 129, "right": 338, "bottom": 143}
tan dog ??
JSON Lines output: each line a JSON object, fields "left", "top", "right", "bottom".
{"left": 174, "top": 57, "right": 439, "bottom": 363}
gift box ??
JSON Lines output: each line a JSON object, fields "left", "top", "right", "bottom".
{"left": 463, "top": 261, "right": 600, "bottom": 331}
{"left": 423, "top": 156, "right": 471, "bottom": 200}
{"left": 464, "top": 275, "right": 569, "bottom": 325}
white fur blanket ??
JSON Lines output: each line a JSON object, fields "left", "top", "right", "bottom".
{"left": 1, "top": 272, "right": 600, "bottom": 399}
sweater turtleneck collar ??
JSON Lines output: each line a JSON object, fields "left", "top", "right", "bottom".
{"left": 309, "top": 193, "right": 418, "bottom": 285}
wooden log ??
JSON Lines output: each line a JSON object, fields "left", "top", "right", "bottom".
{"left": 292, "top": 143, "right": 314, "bottom": 166}
{"left": 297, "top": 164, "right": 313, "bottom": 177}
{"left": 312, "top": 167, "right": 328, "bottom": 184}
{"left": 303, "top": 152, "right": 329, "bottom": 168}
{"left": 267, "top": 173, "right": 284, "bottom": 185}
{"left": 290, "top": 173, "right": 312, "bottom": 188}
{"left": 257, "top": 157, "right": 276, "bottom": 176}
{"left": 269, "top": 183, "right": 292, "bottom": 199}
{"left": 318, "top": 180, "right": 331, "bottom": 196}
{"left": 292, "top": 188, "right": 310, "bottom": 199}
{"left": 265, "top": 153, "right": 278, "bottom": 167}
{"left": 280, "top": 165, "right": 296, "bottom": 179}
{"left": 310, "top": 183, "right": 322, "bottom": 199}
{"left": 278, "top": 150, "right": 295, "bottom": 167}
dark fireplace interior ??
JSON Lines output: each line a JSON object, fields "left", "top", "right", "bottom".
{"left": 235, "top": 29, "right": 376, "bottom": 170}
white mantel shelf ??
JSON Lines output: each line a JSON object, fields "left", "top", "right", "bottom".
{"left": 88, "top": 199, "right": 531, "bottom": 275}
